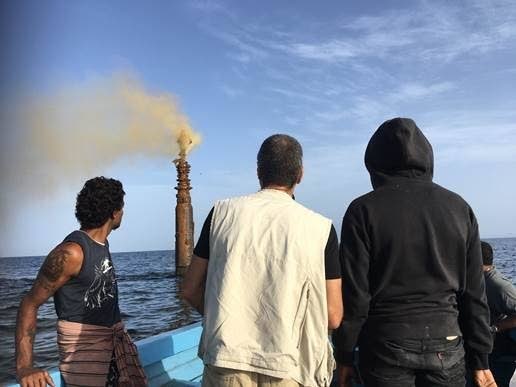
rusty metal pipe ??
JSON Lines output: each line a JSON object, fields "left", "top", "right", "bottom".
{"left": 174, "top": 156, "right": 193, "bottom": 275}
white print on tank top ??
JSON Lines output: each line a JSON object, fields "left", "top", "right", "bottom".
{"left": 83, "top": 257, "right": 116, "bottom": 309}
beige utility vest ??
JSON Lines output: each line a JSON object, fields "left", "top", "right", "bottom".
{"left": 199, "top": 189, "right": 335, "bottom": 386}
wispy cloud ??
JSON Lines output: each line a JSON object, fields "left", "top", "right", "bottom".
{"left": 190, "top": 0, "right": 516, "bottom": 168}
{"left": 298, "top": 80, "right": 455, "bottom": 133}
{"left": 207, "top": 28, "right": 270, "bottom": 61}
{"left": 198, "top": 1, "right": 516, "bottom": 67}
{"left": 331, "top": 1, "right": 516, "bottom": 63}
{"left": 189, "top": 0, "right": 230, "bottom": 15}
{"left": 267, "top": 87, "right": 328, "bottom": 104}
{"left": 422, "top": 108, "right": 516, "bottom": 165}
{"left": 220, "top": 84, "right": 243, "bottom": 98}
{"left": 388, "top": 82, "right": 455, "bottom": 102}
{"left": 288, "top": 40, "right": 360, "bottom": 61}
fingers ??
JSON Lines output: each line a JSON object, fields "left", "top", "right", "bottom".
{"left": 24, "top": 377, "right": 34, "bottom": 387}
{"left": 20, "top": 371, "right": 53, "bottom": 387}
{"left": 479, "top": 370, "right": 498, "bottom": 387}
{"left": 44, "top": 371, "right": 55, "bottom": 387}
{"left": 483, "top": 378, "right": 497, "bottom": 387}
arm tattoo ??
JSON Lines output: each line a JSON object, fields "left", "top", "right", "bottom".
{"left": 37, "top": 247, "right": 71, "bottom": 290}
{"left": 26, "top": 327, "right": 36, "bottom": 345}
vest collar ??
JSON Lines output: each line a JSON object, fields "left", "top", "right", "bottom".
{"left": 258, "top": 188, "right": 294, "bottom": 200}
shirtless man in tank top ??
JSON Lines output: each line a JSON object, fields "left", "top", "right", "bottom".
{"left": 15, "top": 177, "right": 146, "bottom": 387}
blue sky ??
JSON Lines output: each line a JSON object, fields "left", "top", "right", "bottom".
{"left": 1, "top": 0, "right": 516, "bottom": 257}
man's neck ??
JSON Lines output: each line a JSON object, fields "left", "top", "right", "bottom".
{"left": 80, "top": 224, "right": 111, "bottom": 245}
{"left": 483, "top": 265, "right": 494, "bottom": 273}
{"left": 262, "top": 184, "right": 295, "bottom": 198}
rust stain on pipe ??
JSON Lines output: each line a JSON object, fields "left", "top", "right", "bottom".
{"left": 174, "top": 153, "right": 193, "bottom": 275}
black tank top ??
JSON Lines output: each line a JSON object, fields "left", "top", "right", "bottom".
{"left": 53, "top": 230, "right": 121, "bottom": 327}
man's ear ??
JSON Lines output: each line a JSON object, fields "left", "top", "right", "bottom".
{"left": 297, "top": 167, "right": 304, "bottom": 184}
{"left": 257, "top": 167, "right": 264, "bottom": 188}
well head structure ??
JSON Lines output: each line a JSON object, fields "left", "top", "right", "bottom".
{"left": 174, "top": 155, "right": 193, "bottom": 275}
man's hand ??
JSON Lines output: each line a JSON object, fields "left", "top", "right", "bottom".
{"left": 15, "top": 243, "right": 83, "bottom": 384}
{"left": 182, "top": 255, "right": 208, "bottom": 314}
{"left": 473, "top": 369, "right": 497, "bottom": 386}
{"left": 337, "top": 364, "right": 355, "bottom": 387}
{"left": 17, "top": 367, "right": 55, "bottom": 387}
{"left": 496, "top": 315, "right": 516, "bottom": 332}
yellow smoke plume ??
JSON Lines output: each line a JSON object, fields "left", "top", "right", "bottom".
{"left": 0, "top": 73, "right": 201, "bottom": 239}
{"left": 27, "top": 74, "right": 201, "bottom": 169}
{"left": 13, "top": 73, "right": 202, "bottom": 189}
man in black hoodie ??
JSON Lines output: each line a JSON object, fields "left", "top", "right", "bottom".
{"left": 332, "top": 118, "right": 495, "bottom": 387}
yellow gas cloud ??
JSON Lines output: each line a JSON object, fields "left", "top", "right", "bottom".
{"left": 26, "top": 73, "right": 201, "bottom": 172}
{"left": 0, "top": 73, "right": 201, "bottom": 236}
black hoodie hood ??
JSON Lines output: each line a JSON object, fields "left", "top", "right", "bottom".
{"left": 365, "top": 117, "right": 434, "bottom": 189}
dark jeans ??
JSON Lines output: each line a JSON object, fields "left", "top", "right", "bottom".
{"left": 358, "top": 336, "right": 466, "bottom": 387}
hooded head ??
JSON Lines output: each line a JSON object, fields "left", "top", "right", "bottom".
{"left": 365, "top": 117, "right": 434, "bottom": 189}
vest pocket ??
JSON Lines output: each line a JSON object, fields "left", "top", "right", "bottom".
{"left": 293, "top": 280, "right": 311, "bottom": 348}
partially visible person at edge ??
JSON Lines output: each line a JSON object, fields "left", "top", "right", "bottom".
{"left": 182, "top": 134, "right": 344, "bottom": 386}
{"left": 480, "top": 241, "right": 516, "bottom": 386}
{"left": 15, "top": 177, "right": 147, "bottom": 387}
{"left": 332, "top": 118, "right": 496, "bottom": 387}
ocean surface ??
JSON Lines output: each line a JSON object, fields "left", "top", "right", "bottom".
{"left": 1, "top": 239, "right": 515, "bottom": 384}
{"left": 0, "top": 250, "right": 200, "bottom": 384}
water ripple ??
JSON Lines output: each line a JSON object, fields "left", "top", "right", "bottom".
{"left": 1, "top": 240, "right": 514, "bottom": 383}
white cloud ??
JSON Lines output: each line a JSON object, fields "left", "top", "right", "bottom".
{"left": 288, "top": 40, "right": 359, "bottom": 61}
{"left": 267, "top": 87, "right": 328, "bottom": 104}
{"left": 227, "top": 52, "right": 252, "bottom": 63}
{"left": 389, "top": 82, "right": 455, "bottom": 102}
{"left": 192, "top": 0, "right": 516, "bottom": 168}
{"left": 284, "top": 116, "right": 301, "bottom": 126}
{"left": 220, "top": 84, "right": 243, "bottom": 98}
{"left": 303, "top": 80, "right": 454, "bottom": 129}
{"left": 189, "top": 0, "right": 232, "bottom": 16}
{"left": 423, "top": 110, "right": 516, "bottom": 165}
{"left": 196, "top": 0, "right": 516, "bottom": 70}
{"left": 282, "top": 2, "right": 516, "bottom": 64}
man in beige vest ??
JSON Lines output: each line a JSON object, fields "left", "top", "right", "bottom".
{"left": 183, "top": 134, "right": 343, "bottom": 387}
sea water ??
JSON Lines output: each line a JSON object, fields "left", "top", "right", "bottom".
{"left": 1, "top": 239, "right": 515, "bottom": 383}
{"left": 0, "top": 250, "right": 199, "bottom": 383}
